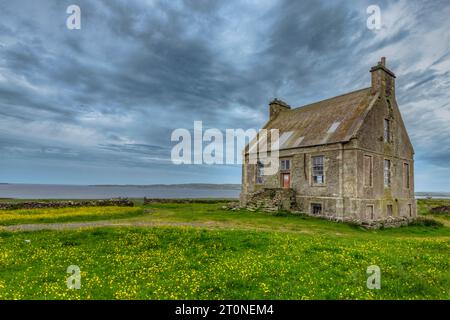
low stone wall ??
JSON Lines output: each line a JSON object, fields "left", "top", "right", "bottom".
{"left": 143, "top": 198, "right": 233, "bottom": 204}
{"left": 0, "top": 198, "right": 134, "bottom": 210}
{"left": 300, "top": 212, "right": 414, "bottom": 229}
{"left": 430, "top": 206, "right": 450, "bottom": 214}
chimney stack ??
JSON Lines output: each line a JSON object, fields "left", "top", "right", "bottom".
{"left": 370, "top": 57, "right": 396, "bottom": 97}
{"left": 269, "top": 98, "right": 290, "bottom": 120}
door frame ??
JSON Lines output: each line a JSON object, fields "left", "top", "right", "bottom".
{"left": 281, "top": 172, "right": 291, "bottom": 188}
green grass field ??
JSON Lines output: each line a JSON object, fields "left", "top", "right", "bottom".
{"left": 0, "top": 206, "right": 144, "bottom": 226}
{"left": 0, "top": 199, "right": 449, "bottom": 299}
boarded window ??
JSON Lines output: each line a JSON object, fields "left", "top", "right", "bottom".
{"left": 384, "top": 159, "right": 391, "bottom": 187}
{"left": 366, "top": 205, "right": 374, "bottom": 220}
{"left": 311, "top": 203, "right": 322, "bottom": 215}
{"left": 403, "top": 163, "right": 410, "bottom": 189}
{"left": 364, "top": 155, "right": 373, "bottom": 187}
{"left": 384, "top": 119, "right": 391, "bottom": 143}
{"left": 387, "top": 204, "right": 393, "bottom": 217}
{"left": 312, "top": 156, "right": 324, "bottom": 184}
{"left": 256, "top": 161, "right": 264, "bottom": 184}
{"left": 280, "top": 159, "right": 291, "bottom": 171}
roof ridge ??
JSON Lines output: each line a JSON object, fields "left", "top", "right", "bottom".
{"left": 293, "top": 87, "right": 371, "bottom": 110}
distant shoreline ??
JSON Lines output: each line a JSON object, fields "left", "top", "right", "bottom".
{"left": 0, "top": 183, "right": 241, "bottom": 200}
{"left": 0, "top": 183, "right": 240, "bottom": 189}
{"left": 1, "top": 183, "right": 449, "bottom": 197}
{"left": 87, "top": 184, "right": 242, "bottom": 190}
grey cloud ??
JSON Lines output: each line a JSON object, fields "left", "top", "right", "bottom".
{"left": 0, "top": 0, "right": 449, "bottom": 186}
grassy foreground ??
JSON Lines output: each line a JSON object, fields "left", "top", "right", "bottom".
{"left": 0, "top": 199, "right": 449, "bottom": 299}
{"left": 0, "top": 206, "right": 144, "bottom": 226}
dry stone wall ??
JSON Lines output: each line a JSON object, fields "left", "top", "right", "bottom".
{"left": 0, "top": 198, "right": 134, "bottom": 210}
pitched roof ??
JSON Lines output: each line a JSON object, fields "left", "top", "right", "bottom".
{"left": 256, "top": 87, "right": 377, "bottom": 151}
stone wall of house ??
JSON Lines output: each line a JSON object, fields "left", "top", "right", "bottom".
{"left": 353, "top": 96, "right": 416, "bottom": 220}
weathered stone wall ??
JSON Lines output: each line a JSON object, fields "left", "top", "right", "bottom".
{"left": 143, "top": 198, "right": 232, "bottom": 204}
{"left": 0, "top": 198, "right": 134, "bottom": 210}
{"left": 354, "top": 95, "right": 416, "bottom": 219}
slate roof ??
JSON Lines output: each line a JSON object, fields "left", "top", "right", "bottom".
{"left": 247, "top": 87, "right": 378, "bottom": 154}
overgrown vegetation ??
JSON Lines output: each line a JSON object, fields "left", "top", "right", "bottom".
{"left": 417, "top": 198, "right": 450, "bottom": 225}
{"left": 409, "top": 217, "right": 443, "bottom": 227}
{"left": 0, "top": 226, "right": 448, "bottom": 299}
{"left": 0, "top": 198, "right": 448, "bottom": 299}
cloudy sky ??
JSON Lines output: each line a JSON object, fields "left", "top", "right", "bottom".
{"left": 0, "top": 0, "right": 449, "bottom": 191}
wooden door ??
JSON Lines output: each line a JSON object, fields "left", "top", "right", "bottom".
{"left": 281, "top": 173, "right": 290, "bottom": 188}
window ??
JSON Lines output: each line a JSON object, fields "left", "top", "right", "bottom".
{"left": 364, "top": 155, "right": 373, "bottom": 187}
{"left": 408, "top": 204, "right": 412, "bottom": 217}
{"left": 403, "top": 163, "right": 410, "bottom": 189}
{"left": 311, "top": 203, "right": 322, "bottom": 215}
{"left": 384, "top": 159, "right": 391, "bottom": 187}
{"left": 387, "top": 204, "right": 393, "bottom": 217}
{"left": 384, "top": 119, "right": 391, "bottom": 143}
{"left": 366, "top": 205, "right": 374, "bottom": 220}
{"left": 280, "top": 159, "right": 291, "bottom": 171}
{"left": 256, "top": 161, "right": 264, "bottom": 184}
{"left": 312, "top": 156, "right": 324, "bottom": 184}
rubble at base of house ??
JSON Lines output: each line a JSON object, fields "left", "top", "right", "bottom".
{"left": 300, "top": 212, "right": 415, "bottom": 229}
{"left": 241, "top": 188, "right": 297, "bottom": 212}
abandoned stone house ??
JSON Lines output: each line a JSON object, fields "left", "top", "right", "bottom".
{"left": 240, "top": 58, "right": 416, "bottom": 226}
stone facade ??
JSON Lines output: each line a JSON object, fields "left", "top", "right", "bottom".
{"left": 240, "top": 58, "right": 417, "bottom": 227}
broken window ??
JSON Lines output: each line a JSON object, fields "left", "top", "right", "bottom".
{"left": 403, "top": 163, "right": 410, "bottom": 189}
{"left": 256, "top": 161, "right": 264, "bottom": 184}
{"left": 384, "top": 159, "right": 391, "bottom": 187}
{"left": 364, "top": 155, "right": 373, "bottom": 187}
{"left": 312, "top": 156, "right": 324, "bottom": 184}
{"left": 311, "top": 203, "right": 322, "bottom": 215}
{"left": 384, "top": 119, "right": 391, "bottom": 143}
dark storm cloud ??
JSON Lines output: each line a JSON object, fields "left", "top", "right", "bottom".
{"left": 0, "top": 0, "right": 449, "bottom": 186}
